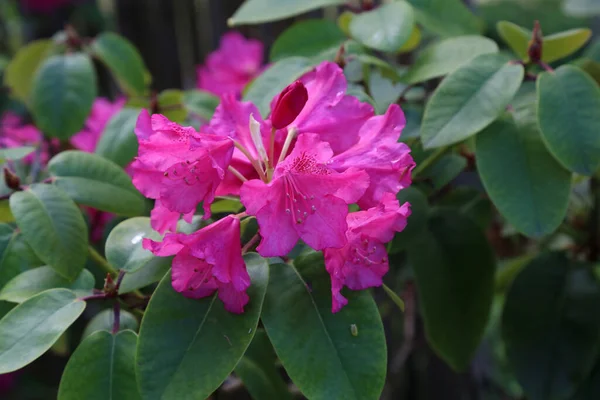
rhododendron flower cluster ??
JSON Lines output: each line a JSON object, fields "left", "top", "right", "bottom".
{"left": 136, "top": 61, "right": 414, "bottom": 313}
{"left": 196, "top": 31, "right": 265, "bottom": 97}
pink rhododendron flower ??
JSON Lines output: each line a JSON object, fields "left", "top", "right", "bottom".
{"left": 71, "top": 98, "right": 124, "bottom": 153}
{"left": 197, "top": 32, "right": 264, "bottom": 97}
{"left": 240, "top": 133, "right": 369, "bottom": 257}
{"left": 143, "top": 215, "right": 251, "bottom": 313}
{"left": 0, "top": 112, "right": 50, "bottom": 164}
{"left": 324, "top": 193, "right": 411, "bottom": 312}
{"left": 131, "top": 110, "right": 234, "bottom": 233}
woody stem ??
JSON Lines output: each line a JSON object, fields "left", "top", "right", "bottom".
{"left": 242, "top": 233, "right": 261, "bottom": 253}
{"left": 227, "top": 166, "right": 248, "bottom": 182}
{"left": 234, "top": 140, "right": 268, "bottom": 182}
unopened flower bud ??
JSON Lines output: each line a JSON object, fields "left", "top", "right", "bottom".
{"left": 3, "top": 167, "right": 20, "bottom": 190}
{"left": 271, "top": 81, "right": 308, "bottom": 130}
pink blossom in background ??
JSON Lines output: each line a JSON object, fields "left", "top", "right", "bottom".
{"left": 20, "top": 0, "right": 71, "bottom": 13}
{"left": 70, "top": 98, "right": 124, "bottom": 153}
{"left": 134, "top": 60, "right": 414, "bottom": 312}
{"left": 143, "top": 215, "right": 251, "bottom": 313}
{"left": 0, "top": 112, "right": 50, "bottom": 164}
{"left": 197, "top": 31, "right": 264, "bottom": 97}
{"left": 324, "top": 193, "right": 411, "bottom": 312}
{"left": 0, "top": 372, "right": 17, "bottom": 394}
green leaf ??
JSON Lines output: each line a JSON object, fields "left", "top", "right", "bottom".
{"left": 4, "top": 39, "right": 52, "bottom": 102}
{"left": 234, "top": 329, "right": 292, "bottom": 400}
{"left": 0, "top": 200, "right": 13, "bottom": 223}
{"left": 0, "top": 146, "right": 36, "bottom": 163}
{"left": 420, "top": 53, "right": 523, "bottom": 148}
{"left": 349, "top": 2, "right": 414, "bottom": 53}
{"left": 497, "top": 21, "right": 530, "bottom": 60}
{"left": 158, "top": 89, "right": 187, "bottom": 123}
{"left": 476, "top": 117, "right": 571, "bottom": 237}
{"left": 407, "top": 210, "right": 495, "bottom": 371}
{"left": 261, "top": 253, "right": 386, "bottom": 400}
{"left": 118, "top": 257, "right": 171, "bottom": 294}
{"left": 401, "top": 35, "right": 498, "bottom": 84}
{"left": 407, "top": 0, "right": 482, "bottom": 37}
{"left": 58, "top": 330, "right": 141, "bottom": 400}
{"left": 48, "top": 150, "right": 145, "bottom": 216}
{"left": 0, "top": 289, "right": 86, "bottom": 373}
{"left": 95, "top": 107, "right": 141, "bottom": 168}
{"left": 563, "top": 0, "right": 600, "bottom": 17}
{"left": 30, "top": 53, "right": 97, "bottom": 139}
{"left": 229, "top": 0, "right": 346, "bottom": 25}
{"left": 9, "top": 184, "right": 89, "bottom": 280}
{"left": 537, "top": 65, "right": 600, "bottom": 175}
{"left": 502, "top": 253, "right": 600, "bottom": 400}
{"left": 90, "top": 32, "right": 148, "bottom": 96}
{"left": 105, "top": 217, "right": 162, "bottom": 273}
{"left": 390, "top": 187, "right": 429, "bottom": 254}
{"left": 136, "top": 253, "right": 269, "bottom": 400}
{"left": 244, "top": 57, "right": 312, "bottom": 117}
{"left": 82, "top": 309, "right": 139, "bottom": 339}
{"left": 0, "top": 266, "right": 94, "bottom": 303}
{"left": 0, "top": 229, "right": 43, "bottom": 287}
{"left": 270, "top": 19, "right": 346, "bottom": 63}
{"left": 420, "top": 154, "right": 466, "bottom": 189}
{"left": 182, "top": 90, "right": 219, "bottom": 121}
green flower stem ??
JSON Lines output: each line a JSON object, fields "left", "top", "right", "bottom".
{"left": 88, "top": 246, "right": 118, "bottom": 276}
{"left": 412, "top": 146, "right": 451, "bottom": 178}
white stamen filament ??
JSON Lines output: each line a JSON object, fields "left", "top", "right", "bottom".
{"left": 249, "top": 113, "right": 268, "bottom": 164}
{"left": 278, "top": 126, "right": 298, "bottom": 164}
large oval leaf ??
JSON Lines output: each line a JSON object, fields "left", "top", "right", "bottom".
{"left": 0, "top": 266, "right": 94, "bottom": 303}
{"left": 476, "top": 117, "right": 571, "bottom": 237}
{"left": 30, "top": 53, "right": 97, "bottom": 139}
{"left": 9, "top": 184, "right": 89, "bottom": 280}
{"left": 261, "top": 253, "right": 386, "bottom": 400}
{"left": 229, "top": 0, "right": 345, "bottom": 25}
{"left": 136, "top": 253, "right": 269, "bottom": 400}
{"left": 58, "top": 330, "right": 141, "bottom": 400}
{"left": 497, "top": 21, "right": 531, "bottom": 60}
{"left": 48, "top": 150, "right": 146, "bottom": 216}
{"left": 0, "top": 146, "right": 36, "bottom": 163}
{"left": 407, "top": 0, "right": 482, "bottom": 37}
{"left": 90, "top": 32, "right": 148, "bottom": 96}
{"left": 95, "top": 107, "right": 142, "bottom": 168}
{"left": 243, "top": 57, "right": 312, "bottom": 117}
{"left": 0, "top": 229, "right": 43, "bottom": 287}
{"left": 502, "top": 253, "right": 600, "bottom": 400}
{"left": 118, "top": 257, "right": 171, "bottom": 294}
{"left": 0, "top": 289, "right": 86, "bottom": 373}
{"left": 537, "top": 65, "right": 600, "bottom": 175}
{"left": 4, "top": 39, "right": 52, "bottom": 102}
{"left": 82, "top": 309, "right": 139, "bottom": 339}
{"left": 401, "top": 35, "right": 498, "bottom": 84}
{"left": 349, "top": 2, "right": 414, "bottom": 53}
{"left": 421, "top": 53, "right": 523, "bottom": 148}
{"left": 182, "top": 90, "right": 219, "bottom": 121}
{"left": 407, "top": 210, "right": 495, "bottom": 371}
{"left": 270, "top": 19, "right": 346, "bottom": 63}
{"left": 105, "top": 217, "right": 161, "bottom": 273}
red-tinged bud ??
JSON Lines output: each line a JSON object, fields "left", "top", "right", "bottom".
{"left": 271, "top": 81, "right": 308, "bottom": 130}
{"left": 3, "top": 167, "right": 20, "bottom": 190}
{"left": 335, "top": 45, "right": 346, "bottom": 69}
{"left": 528, "top": 20, "right": 543, "bottom": 63}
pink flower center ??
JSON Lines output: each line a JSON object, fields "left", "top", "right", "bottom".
{"left": 351, "top": 237, "right": 388, "bottom": 266}
{"left": 165, "top": 160, "right": 210, "bottom": 186}
{"left": 283, "top": 176, "right": 317, "bottom": 225}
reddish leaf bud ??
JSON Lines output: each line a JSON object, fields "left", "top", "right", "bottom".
{"left": 527, "top": 20, "right": 543, "bottom": 63}
{"left": 271, "top": 81, "right": 308, "bottom": 130}
{"left": 3, "top": 167, "right": 20, "bottom": 191}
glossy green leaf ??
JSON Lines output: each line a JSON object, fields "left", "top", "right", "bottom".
{"left": 349, "top": 2, "right": 414, "bottom": 53}
{"left": 182, "top": 90, "right": 219, "bottom": 121}
{"left": 407, "top": 0, "right": 482, "bottom": 37}
{"left": 4, "top": 39, "right": 52, "bottom": 102}
{"left": 158, "top": 89, "right": 187, "bottom": 123}
{"left": 48, "top": 151, "right": 146, "bottom": 216}
{"left": 0, "top": 266, "right": 94, "bottom": 303}
{"left": 0, "top": 230, "right": 43, "bottom": 287}
{"left": 105, "top": 217, "right": 162, "bottom": 273}
{"left": 10, "top": 184, "right": 88, "bottom": 280}
{"left": 503, "top": 253, "right": 600, "bottom": 400}
{"left": 497, "top": 21, "right": 530, "bottom": 60}
{"left": 421, "top": 53, "right": 523, "bottom": 148}
{"left": 136, "top": 253, "right": 269, "bottom": 400}
{"left": 82, "top": 309, "right": 139, "bottom": 339}
{"left": 234, "top": 329, "right": 292, "bottom": 400}
{"left": 390, "top": 187, "right": 429, "bottom": 254}
{"left": 244, "top": 57, "right": 312, "bottom": 117}
{"left": 95, "top": 107, "right": 141, "bottom": 167}
{"left": 118, "top": 257, "right": 171, "bottom": 294}
{"left": 229, "top": 0, "right": 345, "bottom": 25}
{"left": 420, "top": 154, "right": 466, "bottom": 189}
{"left": 408, "top": 210, "right": 495, "bottom": 371}
{"left": 91, "top": 32, "right": 147, "bottom": 96}
{"left": 476, "top": 117, "right": 571, "bottom": 237}
{"left": 261, "top": 254, "right": 386, "bottom": 400}
{"left": 270, "top": 19, "right": 346, "bottom": 63}
{"left": 0, "top": 146, "right": 35, "bottom": 163}
{"left": 30, "top": 53, "right": 96, "bottom": 139}
{"left": 0, "top": 200, "right": 13, "bottom": 223}
{"left": 58, "top": 330, "right": 141, "bottom": 400}
{"left": 401, "top": 35, "right": 498, "bottom": 84}
{"left": 0, "top": 289, "right": 86, "bottom": 373}
{"left": 537, "top": 65, "right": 600, "bottom": 175}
